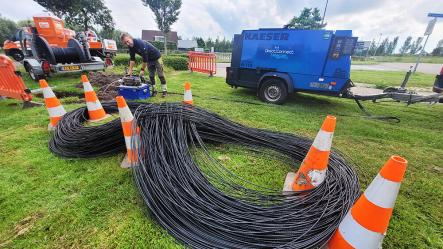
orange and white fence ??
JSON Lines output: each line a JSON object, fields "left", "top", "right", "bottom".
{"left": 0, "top": 55, "right": 33, "bottom": 103}
{"left": 188, "top": 51, "right": 216, "bottom": 76}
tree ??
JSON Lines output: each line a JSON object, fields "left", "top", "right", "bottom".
{"left": 141, "top": 0, "right": 182, "bottom": 55}
{"left": 399, "top": 36, "right": 412, "bottom": 55}
{"left": 0, "top": 15, "right": 17, "bottom": 47}
{"left": 432, "top": 39, "right": 443, "bottom": 56}
{"left": 409, "top": 37, "right": 423, "bottom": 55}
{"left": 375, "top": 38, "right": 389, "bottom": 56}
{"left": 195, "top": 37, "right": 205, "bottom": 48}
{"left": 285, "top": 7, "right": 326, "bottom": 30}
{"left": 386, "top": 36, "right": 399, "bottom": 55}
{"left": 34, "top": 0, "right": 114, "bottom": 32}
{"left": 205, "top": 37, "right": 214, "bottom": 51}
{"left": 16, "top": 19, "right": 34, "bottom": 27}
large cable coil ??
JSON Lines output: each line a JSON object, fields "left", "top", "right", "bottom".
{"left": 35, "top": 36, "right": 89, "bottom": 65}
{"left": 49, "top": 102, "right": 360, "bottom": 248}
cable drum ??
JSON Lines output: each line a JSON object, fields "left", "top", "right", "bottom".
{"left": 35, "top": 36, "right": 87, "bottom": 65}
{"left": 49, "top": 102, "right": 361, "bottom": 248}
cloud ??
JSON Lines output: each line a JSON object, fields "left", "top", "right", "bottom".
{"left": 1, "top": 0, "right": 442, "bottom": 51}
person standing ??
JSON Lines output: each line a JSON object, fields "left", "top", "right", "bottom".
{"left": 120, "top": 33, "right": 167, "bottom": 97}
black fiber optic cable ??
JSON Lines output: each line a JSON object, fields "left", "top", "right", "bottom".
{"left": 49, "top": 102, "right": 360, "bottom": 249}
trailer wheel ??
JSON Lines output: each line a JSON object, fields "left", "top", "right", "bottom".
{"left": 8, "top": 49, "right": 24, "bottom": 61}
{"left": 259, "top": 78, "right": 288, "bottom": 104}
{"left": 25, "top": 63, "right": 44, "bottom": 81}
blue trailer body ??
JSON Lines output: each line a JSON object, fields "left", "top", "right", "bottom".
{"left": 226, "top": 28, "right": 357, "bottom": 102}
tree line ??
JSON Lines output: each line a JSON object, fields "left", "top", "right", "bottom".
{"left": 194, "top": 37, "right": 232, "bottom": 52}
{"left": 286, "top": 7, "right": 442, "bottom": 56}
{"left": 2, "top": 3, "right": 443, "bottom": 56}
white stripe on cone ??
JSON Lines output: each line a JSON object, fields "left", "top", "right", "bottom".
{"left": 337, "top": 213, "right": 384, "bottom": 249}
{"left": 312, "top": 130, "right": 333, "bottom": 151}
{"left": 184, "top": 91, "right": 192, "bottom": 101}
{"left": 118, "top": 106, "right": 134, "bottom": 122}
{"left": 83, "top": 81, "right": 94, "bottom": 92}
{"left": 42, "top": 87, "right": 56, "bottom": 98}
{"left": 47, "top": 105, "right": 66, "bottom": 117}
{"left": 86, "top": 100, "right": 104, "bottom": 111}
{"left": 364, "top": 174, "right": 401, "bottom": 209}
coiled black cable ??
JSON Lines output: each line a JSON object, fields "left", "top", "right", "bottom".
{"left": 49, "top": 102, "right": 360, "bottom": 249}
{"left": 49, "top": 102, "right": 140, "bottom": 158}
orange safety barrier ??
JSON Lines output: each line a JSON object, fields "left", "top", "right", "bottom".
{"left": 0, "top": 55, "right": 33, "bottom": 103}
{"left": 188, "top": 52, "right": 216, "bottom": 76}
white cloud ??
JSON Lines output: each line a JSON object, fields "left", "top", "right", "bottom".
{"left": 1, "top": 0, "right": 443, "bottom": 52}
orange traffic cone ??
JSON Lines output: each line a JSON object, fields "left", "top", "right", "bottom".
{"left": 183, "top": 82, "right": 193, "bottom": 105}
{"left": 81, "top": 74, "right": 110, "bottom": 122}
{"left": 39, "top": 79, "right": 66, "bottom": 131}
{"left": 283, "top": 115, "right": 336, "bottom": 192}
{"left": 116, "top": 96, "right": 139, "bottom": 168}
{"left": 327, "top": 155, "right": 407, "bottom": 249}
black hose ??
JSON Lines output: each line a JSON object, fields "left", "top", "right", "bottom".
{"left": 49, "top": 102, "right": 360, "bottom": 249}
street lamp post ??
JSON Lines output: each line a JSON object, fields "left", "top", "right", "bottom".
{"left": 412, "top": 13, "right": 441, "bottom": 73}
{"left": 373, "top": 33, "right": 382, "bottom": 57}
{"left": 321, "top": 0, "right": 329, "bottom": 26}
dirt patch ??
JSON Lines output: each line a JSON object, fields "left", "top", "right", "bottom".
{"left": 75, "top": 71, "right": 124, "bottom": 101}
{"left": 35, "top": 91, "right": 83, "bottom": 99}
{"left": 0, "top": 211, "right": 44, "bottom": 247}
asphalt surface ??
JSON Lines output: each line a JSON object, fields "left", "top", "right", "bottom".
{"left": 351, "top": 62, "right": 442, "bottom": 74}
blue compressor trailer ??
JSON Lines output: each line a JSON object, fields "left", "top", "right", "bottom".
{"left": 226, "top": 28, "right": 358, "bottom": 104}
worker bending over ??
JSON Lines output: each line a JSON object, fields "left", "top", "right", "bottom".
{"left": 120, "top": 33, "right": 167, "bottom": 97}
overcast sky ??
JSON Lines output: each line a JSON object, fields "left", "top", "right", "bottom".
{"left": 2, "top": 0, "right": 443, "bottom": 52}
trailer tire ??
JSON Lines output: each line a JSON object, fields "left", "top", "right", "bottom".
{"left": 259, "top": 78, "right": 288, "bottom": 104}
{"left": 7, "top": 49, "right": 24, "bottom": 62}
{"left": 25, "top": 63, "right": 44, "bottom": 81}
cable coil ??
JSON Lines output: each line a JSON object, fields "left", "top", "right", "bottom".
{"left": 49, "top": 102, "right": 360, "bottom": 249}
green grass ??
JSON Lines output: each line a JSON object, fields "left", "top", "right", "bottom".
{"left": 0, "top": 68, "right": 442, "bottom": 248}
{"left": 351, "top": 70, "right": 436, "bottom": 89}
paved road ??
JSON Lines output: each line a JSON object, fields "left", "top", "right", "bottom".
{"left": 216, "top": 62, "right": 442, "bottom": 78}
{"left": 216, "top": 63, "right": 230, "bottom": 78}
{"left": 351, "top": 62, "right": 442, "bottom": 74}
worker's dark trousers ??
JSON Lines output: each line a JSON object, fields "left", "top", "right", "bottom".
{"left": 148, "top": 59, "right": 167, "bottom": 91}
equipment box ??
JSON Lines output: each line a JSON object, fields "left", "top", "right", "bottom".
{"left": 118, "top": 84, "right": 150, "bottom": 100}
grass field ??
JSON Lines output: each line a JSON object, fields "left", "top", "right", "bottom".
{"left": 0, "top": 67, "right": 442, "bottom": 248}
{"left": 351, "top": 70, "right": 436, "bottom": 89}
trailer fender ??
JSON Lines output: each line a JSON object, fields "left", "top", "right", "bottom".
{"left": 23, "top": 59, "right": 44, "bottom": 80}
{"left": 258, "top": 72, "right": 294, "bottom": 93}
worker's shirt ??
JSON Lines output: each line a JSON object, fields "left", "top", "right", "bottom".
{"left": 129, "top": 38, "right": 161, "bottom": 63}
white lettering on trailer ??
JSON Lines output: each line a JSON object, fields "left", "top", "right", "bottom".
{"left": 39, "top": 22, "right": 50, "bottom": 28}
